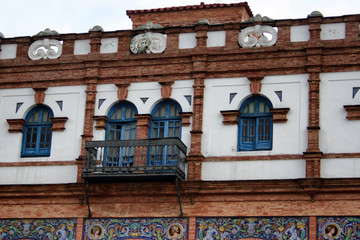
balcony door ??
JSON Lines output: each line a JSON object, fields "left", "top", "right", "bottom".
{"left": 105, "top": 101, "right": 137, "bottom": 167}
{"left": 149, "top": 99, "right": 182, "bottom": 166}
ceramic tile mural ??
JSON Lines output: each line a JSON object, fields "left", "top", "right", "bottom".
{"left": 83, "top": 218, "right": 188, "bottom": 240}
{"left": 0, "top": 218, "right": 77, "bottom": 239}
{"left": 317, "top": 217, "right": 360, "bottom": 240}
{"left": 196, "top": 217, "right": 309, "bottom": 240}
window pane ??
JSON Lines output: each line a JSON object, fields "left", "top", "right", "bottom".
{"left": 249, "top": 101, "right": 255, "bottom": 113}
{"left": 160, "top": 105, "right": 166, "bottom": 117}
{"left": 259, "top": 101, "right": 265, "bottom": 113}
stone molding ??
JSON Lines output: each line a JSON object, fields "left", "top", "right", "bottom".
{"left": 28, "top": 39, "right": 63, "bottom": 60}
{"left": 6, "top": 119, "right": 26, "bottom": 133}
{"left": 130, "top": 32, "right": 167, "bottom": 54}
{"left": 344, "top": 105, "right": 360, "bottom": 120}
{"left": 239, "top": 25, "right": 278, "bottom": 48}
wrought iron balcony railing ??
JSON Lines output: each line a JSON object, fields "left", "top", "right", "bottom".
{"left": 82, "top": 138, "right": 187, "bottom": 182}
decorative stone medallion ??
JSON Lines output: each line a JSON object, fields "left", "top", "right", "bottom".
{"left": 28, "top": 38, "right": 63, "bottom": 60}
{"left": 238, "top": 25, "right": 278, "bottom": 48}
{"left": 130, "top": 32, "right": 167, "bottom": 54}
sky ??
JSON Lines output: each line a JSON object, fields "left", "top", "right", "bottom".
{"left": 0, "top": 0, "right": 359, "bottom": 38}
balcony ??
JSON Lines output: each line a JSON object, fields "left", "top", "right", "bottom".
{"left": 82, "top": 138, "right": 187, "bottom": 182}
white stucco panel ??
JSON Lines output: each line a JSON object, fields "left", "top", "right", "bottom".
{"left": 74, "top": 39, "right": 91, "bottom": 55}
{"left": 320, "top": 23, "right": 346, "bottom": 40}
{"left": 321, "top": 158, "right": 360, "bottom": 178}
{"left": 320, "top": 72, "right": 360, "bottom": 153}
{"left": 202, "top": 160, "right": 306, "bottom": 181}
{"left": 0, "top": 86, "right": 86, "bottom": 162}
{"left": 0, "top": 44, "right": 17, "bottom": 59}
{"left": 207, "top": 31, "right": 226, "bottom": 47}
{"left": 0, "top": 165, "right": 77, "bottom": 185}
{"left": 290, "top": 25, "right": 310, "bottom": 42}
{"left": 100, "top": 38, "right": 118, "bottom": 54}
{"left": 179, "top": 33, "right": 197, "bottom": 49}
{"left": 202, "top": 74, "right": 308, "bottom": 157}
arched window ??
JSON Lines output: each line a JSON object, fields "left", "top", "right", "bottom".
{"left": 149, "top": 99, "right": 182, "bottom": 166}
{"left": 238, "top": 96, "right": 273, "bottom": 151}
{"left": 150, "top": 99, "right": 182, "bottom": 139}
{"left": 22, "top": 105, "right": 53, "bottom": 157}
{"left": 105, "top": 102, "right": 137, "bottom": 166}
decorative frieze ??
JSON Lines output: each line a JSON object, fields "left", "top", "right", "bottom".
{"left": 130, "top": 32, "right": 167, "bottom": 54}
{"left": 28, "top": 39, "right": 63, "bottom": 60}
{"left": 239, "top": 25, "right": 278, "bottom": 48}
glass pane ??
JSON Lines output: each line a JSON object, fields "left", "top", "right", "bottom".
{"left": 265, "top": 105, "right": 270, "bottom": 112}
{"left": 259, "top": 101, "right": 265, "bottom": 113}
{"left": 160, "top": 105, "right": 166, "bottom": 117}
{"left": 249, "top": 101, "right": 255, "bottom": 113}
{"left": 243, "top": 105, "right": 248, "bottom": 114}
{"left": 125, "top": 107, "right": 131, "bottom": 119}
{"left": 169, "top": 105, "right": 176, "bottom": 116}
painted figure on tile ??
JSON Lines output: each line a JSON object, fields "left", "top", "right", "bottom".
{"left": 168, "top": 224, "right": 182, "bottom": 239}
{"left": 90, "top": 225, "right": 103, "bottom": 239}
{"left": 324, "top": 224, "right": 338, "bottom": 239}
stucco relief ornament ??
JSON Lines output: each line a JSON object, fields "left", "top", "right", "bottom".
{"left": 130, "top": 32, "right": 167, "bottom": 54}
{"left": 238, "top": 24, "right": 278, "bottom": 48}
{"left": 28, "top": 38, "right": 63, "bottom": 60}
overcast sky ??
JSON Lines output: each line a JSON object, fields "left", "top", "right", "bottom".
{"left": 0, "top": 0, "right": 359, "bottom": 38}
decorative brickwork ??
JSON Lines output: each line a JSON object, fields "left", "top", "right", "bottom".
{"left": 270, "top": 108, "right": 290, "bottom": 123}
{"left": 220, "top": 110, "right": 240, "bottom": 125}
{"left": 180, "top": 112, "right": 192, "bottom": 126}
{"left": 116, "top": 83, "right": 130, "bottom": 101}
{"left": 93, "top": 115, "right": 108, "bottom": 130}
{"left": 344, "top": 105, "right": 360, "bottom": 120}
{"left": 6, "top": 118, "right": 26, "bottom": 133}
{"left": 50, "top": 117, "right": 68, "bottom": 131}
{"left": 33, "top": 87, "right": 47, "bottom": 104}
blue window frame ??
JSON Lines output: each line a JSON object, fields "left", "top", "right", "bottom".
{"left": 22, "top": 105, "right": 53, "bottom": 157}
{"left": 105, "top": 101, "right": 137, "bottom": 167}
{"left": 238, "top": 96, "right": 273, "bottom": 151}
{"left": 149, "top": 99, "right": 182, "bottom": 166}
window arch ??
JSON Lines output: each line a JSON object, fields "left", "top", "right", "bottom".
{"left": 149, "top": 99, "right": 182, "bottom": 166}
{"left": 105, "top": 101, "right": 138, "bottom": 167}
{"left": 22, "top": 105, "right": 53, "bottom": 157}
{"left": 150, "top": 99, "right": 182, "bottom": 139}
{"left": 238, "top": 95, "right": 273, "bottom": 151}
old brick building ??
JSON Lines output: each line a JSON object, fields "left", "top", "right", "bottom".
{"left": 0, "top": 2, "right": 360, "bottom": 239}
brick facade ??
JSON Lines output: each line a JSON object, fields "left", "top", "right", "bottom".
{"left": 0, "top": 2, "right": 360, "bottom": 240}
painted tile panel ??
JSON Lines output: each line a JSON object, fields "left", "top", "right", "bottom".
{"left": 0, "top": 218, "right": 77, "bottom": 239}
{"left": 83, "top": 218, "right": 189, "bottom": 240}
{"left": 317, "top": 217, "right": 360, "bottom": 240}
{"left": 196, "top": 217, "right": 309, "bottom": 240}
